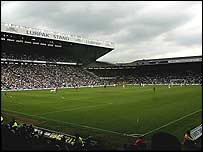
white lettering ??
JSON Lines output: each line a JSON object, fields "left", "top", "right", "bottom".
{"left": 26, "top": 30, "right": 50, "bottom": 38}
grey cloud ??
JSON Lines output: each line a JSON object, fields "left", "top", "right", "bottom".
{"left": 1, "top": 1, "right": 202, "bottom": 63}
{"left": 115, "top": 6, "right": 193, "bottom": 43}
{"left": 2, "top": 1, "right": 144, "bottom": 35}
{"left": 171, "top": 32, "right": 202, "bottom": 46}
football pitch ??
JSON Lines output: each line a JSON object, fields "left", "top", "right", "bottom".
{"left": 1, "top": 85, "right": 202, "bottom": 148}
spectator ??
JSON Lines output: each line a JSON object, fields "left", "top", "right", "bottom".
{"left": 151, "top": 132, "right": 181, "bottom": 151}
{"left": 1, "top": 115, "right": 3, "bottom": 124}
{"left": 133, "top": 137, "right": 147, "bottom": 150}
{"left": 10, "top": 118, "right": 18, "bottom": 128}
{"left": 73, "top": 133, "right": 85, "bottom": 150}
{"left": 2, "top": 118, "right": 89, "bottom": 151}
{"left": 1, "top": 63, "right": 107, "bottom": 90}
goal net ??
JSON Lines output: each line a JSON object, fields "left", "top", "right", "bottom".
{"left": 170, "top": 79, "right": 186, "bottom": 85}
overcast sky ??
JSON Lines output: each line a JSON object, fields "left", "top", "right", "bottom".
{"left": 1, "top": 1, "right": 202, "bottom": 63}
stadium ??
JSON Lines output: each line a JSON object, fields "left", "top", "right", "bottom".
{"left": 1, "top": 22, "right": 202, "bottom": 151}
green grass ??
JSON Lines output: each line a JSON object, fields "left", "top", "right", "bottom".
{"left": 1, "top": 85, "right": 202, "bottom": 149}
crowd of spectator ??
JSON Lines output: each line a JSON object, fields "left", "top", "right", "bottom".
{"left": 1, "top": 117, "right": 96, "bottom": 151}
{"left": 1, "top": 50, "right": 201, "bottom": 91}
{"left": 1, "top": 62, "right": 201, "bottom": 90}
{"left": 2, "top": 116, "right": 200, "bottom": 151}
{"left": 1, "top": 52, "right": 77, "bottom": 63}
{"left": 1, "top": 63, "right": 107, "bottom": 90}
{"left": 116, "top": 71, "right": 202, "bottom": 85}
{"left": 90, "top": 66, "right": 202, "bottom": 85}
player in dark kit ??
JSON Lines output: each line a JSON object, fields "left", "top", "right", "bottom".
{"left": 4, "top": 91, "right": 10, "bottom": 98}
{"left": 153, "top": 86, "right": 156, "bottom": 93}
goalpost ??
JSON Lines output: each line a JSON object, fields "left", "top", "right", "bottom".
{"left": 169, "top": 79, "right": 186, "bottom": 86}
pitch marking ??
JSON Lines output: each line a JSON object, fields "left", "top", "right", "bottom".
{"left": 2, "top": 108, "right": 201, "bottom": 138}
{"left": 141, "top": 109, "right": 202, "bottom": 137}
{"left": 2, "top": 108, "right": 126, "bottom": 136}
{"left": 36, "top": 103, "right": 112, "bottom": 116}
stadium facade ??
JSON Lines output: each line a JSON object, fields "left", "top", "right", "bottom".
{"left": 1, "top": 22, "right": 114, "bottom": 65}
{"left": 1, "top": 23, "right": 202, "bottom": 151}
{"left": 1, "top": 22, "right": 202, "bottom": 90}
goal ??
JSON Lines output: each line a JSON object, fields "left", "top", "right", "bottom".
{"left": 170, "top": 79, "right": 186, "bottom": 86}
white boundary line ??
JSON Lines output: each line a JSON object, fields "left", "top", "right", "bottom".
{"left": 1, "top": 85, "right": 115, "bottom": 92}
{"left": 37, "top": 103, "right": 112, "bottom": 116}
{"left": 1, "top": 84, "right": 201, "bottom": 92}
{"left": 141, "top": 109, "right": 202, "bottom": 137}
{"left": 2, "top": 108, "right": 201, "bottom": 138}
{"left": 126, "top": 133, "right": 143, "bottom": 137}
{"left": 2, "top": 108, "right": 126, "bottom": 136}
